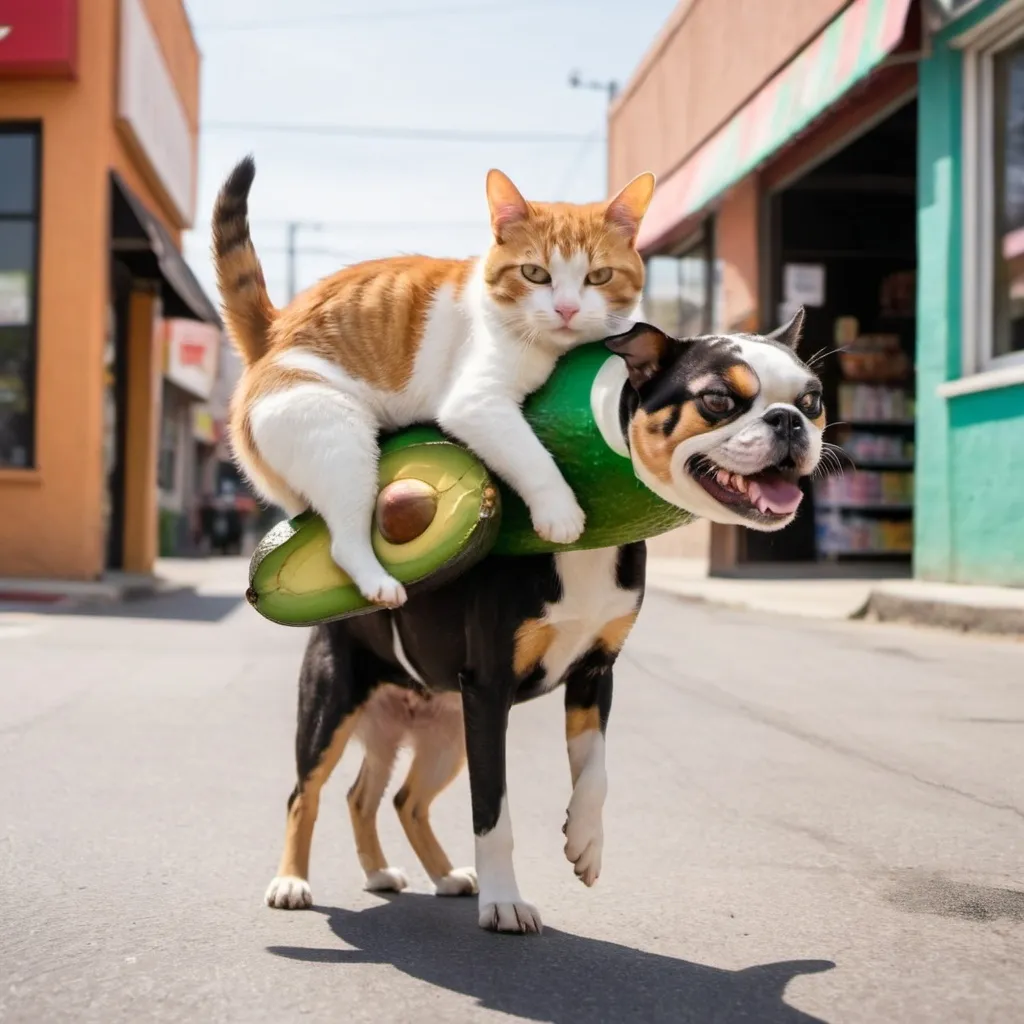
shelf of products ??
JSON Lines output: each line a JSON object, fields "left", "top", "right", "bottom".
{"left": 814, "top": 281, "right": 916, "bottom": 562}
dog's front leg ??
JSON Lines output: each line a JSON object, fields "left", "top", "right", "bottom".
{"left": 459, "top": 668, "right": 541, "bottom": 934}
{"left": 563, "top": 656, "right": 615, "bottom": 887}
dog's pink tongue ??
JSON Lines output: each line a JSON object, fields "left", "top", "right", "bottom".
{"left": 749, "top": 474, "right": 803, "bottom": 515}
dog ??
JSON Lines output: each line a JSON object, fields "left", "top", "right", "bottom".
{"left": 263, "top": 309, "right": 825, "bottom": 933}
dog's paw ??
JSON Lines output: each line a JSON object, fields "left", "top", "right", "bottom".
{"left": 478, "top": 899, "right": 543, "bottom": 934}
{"left": 529, "top": 488, "right": 585, "bottom": 546}
{"left": 435, "top": 867, "right": 478, "bottom": 897}
{"left": 563, "top": 806, "right": 604, "bottom": 887}
{"left": 364, "top": 867, "right": 409, "bottom": 892}
{"left": 265, "top": 875, "right": 312, "bottom": 910}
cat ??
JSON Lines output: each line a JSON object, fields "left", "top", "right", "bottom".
{"left": 212, "top": 157, "right": 655, "bottom": 608}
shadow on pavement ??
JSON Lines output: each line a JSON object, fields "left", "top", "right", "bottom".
{"left": 267, "top": 894, "right": 834, "bottom": 1023}
{"left": 52, "top": 590, "right": 243, "bottom": 623}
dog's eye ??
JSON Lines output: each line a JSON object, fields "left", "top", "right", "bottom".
{"left": 585, "top": 267, "right": 613, "bottom": 286}
{"left": 800, "top": 392, "right": 823, "bottom": 419}
{"left": 521, "top": 264, "right": 551, "bottom": 284}
{"left": 698, "top": 393, "right": 736, "bottom": 418}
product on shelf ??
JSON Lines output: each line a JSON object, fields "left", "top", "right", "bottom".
{"left": 838, "top": 333, "right": 910, "bottom": 383}
{"left": 815, "top": 511, "right": 913, "bottom": 556}
{"left": 879, "top": 270, "right": 916, "bottom": 318}
{"left": 814, "top": 470, "right": 913, "bottom": 507}
{"left": 839, "top": 431, "right": 914, "bottom": 463}
{"left": 837, "top": 383, "right": 915, "bottom": 422}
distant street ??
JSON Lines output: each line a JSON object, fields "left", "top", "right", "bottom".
{"left": 1, "top": 560, "right": 1022, "bottom": 1023}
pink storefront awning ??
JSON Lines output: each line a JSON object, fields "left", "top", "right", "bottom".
{"left": 636, "top": 0, "right": 915, "bottom": 253}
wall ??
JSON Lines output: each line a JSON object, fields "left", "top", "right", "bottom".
{"left": 916, "top": 0, "right": 1024, "bottom": 584}
{"left": 0, "top": 0, "right": 201, "bottom": 579}
{"left": 0, "top": 0, "right": 118, "bottom": 578}
{"left": 608, "top": 0, "right": 850, "bottom": 191}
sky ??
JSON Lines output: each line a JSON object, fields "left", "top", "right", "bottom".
{"left": 181, "top": 0, "right": 677, "bottom": 308}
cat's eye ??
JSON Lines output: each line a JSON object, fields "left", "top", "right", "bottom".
{"left": 698, "top": 392, "right": 736, "bottom": 418}
{"left": 585, "top": 267, "right": 614, "bottom": 286}
{"left": 800, "top": 392, "right": 823, "bottom": 419}
{"left": 521, "top": 264, "right": 551, "bottom": 284}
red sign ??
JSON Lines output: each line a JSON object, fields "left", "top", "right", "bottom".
{"left": 0, "top": 0, "right": 78, "bottom": 80}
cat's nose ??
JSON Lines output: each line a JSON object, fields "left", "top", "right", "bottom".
{"left": 554, "top": 302, "right": 580, "bottom": 324}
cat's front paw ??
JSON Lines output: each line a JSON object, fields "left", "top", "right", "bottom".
{"left": 530, "top": 489, "right": 585, "bottom": 545}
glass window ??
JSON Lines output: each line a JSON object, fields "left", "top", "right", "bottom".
{"left": 0, "top": 134, "right": 36, "bottom": 215}
{"left": 992, "top": 41, "right": 1024, "bottom": 359}
{"left": 0, "top": 127, "right": 40, "bottom": 469}
{"left": 643, "top": 229, "right": 713, "bottom": 338}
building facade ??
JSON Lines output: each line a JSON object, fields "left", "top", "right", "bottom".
{"left": 916, "top": 0, "right": 1024, "bottom": 585}
{"left": 611, "top": 0, "right": 945, "bottom": 578}
{"left": 0, "top": 0, "right": 220, "bottom": 580}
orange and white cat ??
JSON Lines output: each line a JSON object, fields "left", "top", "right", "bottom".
{"left": 212, "top": 157, "right": 655, "bottom": 608}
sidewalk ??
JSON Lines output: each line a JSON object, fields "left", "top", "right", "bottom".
{"left": 646, "top": 557, "right": 1024, "bottom": 636}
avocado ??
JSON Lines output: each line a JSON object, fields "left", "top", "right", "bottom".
{"left": 247, "top": 344, "right": 696, "bottom": 628}
{"left": 247, "top": 428, "right": 500, "bottom": 626}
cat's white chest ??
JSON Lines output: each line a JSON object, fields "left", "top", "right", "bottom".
{"left": 537, "top": 548, "right": 640, "bottom": 688}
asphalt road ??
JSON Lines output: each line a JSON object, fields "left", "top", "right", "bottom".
{"left": 1, "top": 560, "right": 1022, "bottom": 1023}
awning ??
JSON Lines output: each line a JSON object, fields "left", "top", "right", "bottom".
{"left": 110, "top": 173, "right": 220, "bottom": 325}
{"left": 637, "top": 0, "right": 916, "bottom": 253}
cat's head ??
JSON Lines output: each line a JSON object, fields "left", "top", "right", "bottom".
{"left": 481, "top": 169, "right": 656, "bottom": 350}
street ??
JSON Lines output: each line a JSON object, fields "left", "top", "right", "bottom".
{"left": 1, "top": 560, "right": 1022, "bottom": 1024}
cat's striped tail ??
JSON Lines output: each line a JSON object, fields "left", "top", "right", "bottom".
{"left": 211, "top": 156, "right": 275, "bottom": 365}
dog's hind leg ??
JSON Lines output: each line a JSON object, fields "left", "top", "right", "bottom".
{"left": 347, "top": 718, "right": 407, "bottom": 893}
{"left": 265, "top": 628, "right": 367, "bottom": 910}
{"left": 395, "top": 693, "right": 476, "bottom": 897}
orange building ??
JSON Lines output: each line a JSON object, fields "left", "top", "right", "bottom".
{"left": 0, "top": 0, "right": 221, "bottom": 580}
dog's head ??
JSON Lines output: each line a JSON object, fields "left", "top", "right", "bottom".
{"left": 605, "top": 308, "right": 824, "bottom": 530}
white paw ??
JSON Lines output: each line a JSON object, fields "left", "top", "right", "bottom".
{"left": 434, "top": 867, "right": 478, "bottom": 897}
{"left": 563, "top": 806, "right": 604, "bottom": 887}
{"left": 530, "top": 488, "right": 585, "bottom": 546}
{"left": 265, "top": 875, "right": 312, "bottom": 909}
{"left": 365, "top": 867, "right": 409, "bottom": 892}
{"left": 478, "top": 899, "right": 543, "bottom": 934}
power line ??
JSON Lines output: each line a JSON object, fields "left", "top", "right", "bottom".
{"left": 196, "top": 1, "right": 578, "bottom": 32}
{"left": 202, "top": 121, "right": 602, "bottom": 144}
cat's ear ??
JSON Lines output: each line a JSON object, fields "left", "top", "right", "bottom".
{"left": 486, "top": 169, "right": 530, "bottom": 242}
{"left": 604, "top": 172, "right": 656, "bottom": 242}
{"left": 605, "top": 321, "right": 674, "bottom": 390}
{"left": 765, "top": 306, "right": 805, "bottom": 350}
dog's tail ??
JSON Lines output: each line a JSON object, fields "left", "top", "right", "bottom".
{"left": 211, "top": 156, "right": 275, "bottom": 365}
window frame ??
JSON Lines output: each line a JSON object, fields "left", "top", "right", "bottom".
{"left": 642, "top": 217, "right": 717, "bottom": 337}
{"left": 961, "top": 7, "right": 1024, "bottom": 378}
{"left": 0, "top": 121, "right": 43, "bottom": 470}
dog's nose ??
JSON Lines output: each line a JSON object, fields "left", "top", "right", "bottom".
{"left": 764, "top": 406, "right": 804, "bottom": 440}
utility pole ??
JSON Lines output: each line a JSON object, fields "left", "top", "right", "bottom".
{"left": 568, "top": 70, "right": 619, "bottom": 104}
{"left": 285, "top": 221, "right": 322, "bottom": 300}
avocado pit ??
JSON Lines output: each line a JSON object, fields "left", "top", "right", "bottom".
{"left": 375, "top": 479, "right": 439, "bottom": 544}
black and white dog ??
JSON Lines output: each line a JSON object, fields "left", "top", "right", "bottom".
{"left": 264, "top": 310, "right": 825, "bottom": 933}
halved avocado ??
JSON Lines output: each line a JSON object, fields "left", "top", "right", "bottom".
{"left": 247, "top": 428, "right": 500, "bottom": 626}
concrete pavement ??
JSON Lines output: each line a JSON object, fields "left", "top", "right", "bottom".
{"left": 1, "top": 558, "right": 1022, "bottom": 1022}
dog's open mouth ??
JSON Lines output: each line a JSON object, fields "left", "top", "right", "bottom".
{"left": 688, "top": 457, "right": 804, "bottom": 520}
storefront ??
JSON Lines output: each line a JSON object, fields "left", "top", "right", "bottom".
{"left": 916, "top": 0, "right": 1024, "bottom": 584}
{"left": 610, "top": 0, "right": 923, "bottom": 574}
{"left": 0, "top": 0, "right": 219, "bottom": 580}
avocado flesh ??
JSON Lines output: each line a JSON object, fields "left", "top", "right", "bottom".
{"left": 248, "top": 434, "right": 499, "bottom": 626}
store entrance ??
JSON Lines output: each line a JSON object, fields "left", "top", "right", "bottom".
{"left": 103, "top": 261, "right": 132, "bottom": 571}
{"left": 753, "top": 98, "right": 917, "bottom": 572}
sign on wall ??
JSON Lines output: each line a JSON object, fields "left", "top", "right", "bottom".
{"left": 0, "top": 0, "right": 77, "bottom": 79}
{"left": 117, "top": 0, "right": 195, "bottom": 225}
{"left": 163, "top": 319, "right": 221, "bottom": 401}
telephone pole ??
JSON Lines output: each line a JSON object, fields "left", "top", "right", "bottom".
{"left": 568, "top": 70, "right": 619, "bottom": 104}
{"left": 285, "top": 221, "right": 322, "bottom": 300}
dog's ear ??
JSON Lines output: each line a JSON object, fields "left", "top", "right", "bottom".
{"left": 605, "top": 322, "right": 675, "bottom": 390}
{"left": 766, "top": 306, "right": 805, "bottom": 351}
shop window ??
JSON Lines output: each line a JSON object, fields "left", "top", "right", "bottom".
{"left": 0, "top": 127, "right": 41, "bottom": 468}
{"left": 158, "top": 399, "right": 178, "bottom": 494}
{"left": 643, "top": 226, "right": 714, "bottom": 337}
{"left": 962, "top": 16, "right": 1024, "bottom": 375}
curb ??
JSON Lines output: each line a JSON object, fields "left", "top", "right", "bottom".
{"left": 865, "top": 591, "right": 1024, "bottom": 637}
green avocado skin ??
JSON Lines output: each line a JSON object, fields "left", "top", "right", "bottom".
{"left": 490, "top": 345, "right": 693, "bottom": 556}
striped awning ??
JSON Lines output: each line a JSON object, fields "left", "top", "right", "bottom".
{"left": 637, "top": 0, "right": 915, "bottom": 253}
